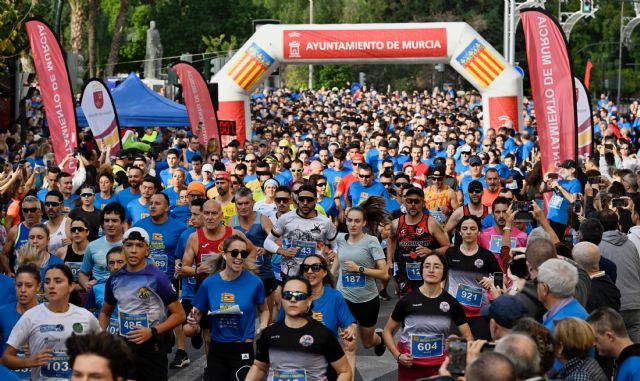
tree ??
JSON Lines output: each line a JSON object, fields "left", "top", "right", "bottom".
{"left": 87, "top": 0, "right": 98, "bottom": 77}
{"left": 68, "top": 0, "right": 85, "bottom": 54}
{"left": 104, "top": 0, "right": 129, "bottom": 76}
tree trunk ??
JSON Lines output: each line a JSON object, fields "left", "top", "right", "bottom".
{"left": 88, "top": 0, "right": 97, "bottom": 77}
{"left": 104, "top": 0, "right": 129, "bottom": 76}
{"left": 69, "top": 0, "right": 85, "bottom": 54}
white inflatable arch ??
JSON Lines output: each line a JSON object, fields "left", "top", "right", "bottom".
{"left": 212, "top": 23, "right": 523, "bottom": 145}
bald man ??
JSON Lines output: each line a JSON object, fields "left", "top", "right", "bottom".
{"left": 573, "top": 242, "right": 621, "bottom": 312}
{"left": 308, "top": 160, "right": 325, "bottom": 176}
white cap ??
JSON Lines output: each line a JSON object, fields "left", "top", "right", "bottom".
{"left": 202, "top": 164, "right": 214, "bottom": 173}
{"left": 123, "top": 227, "right": 150, "bottom": 245}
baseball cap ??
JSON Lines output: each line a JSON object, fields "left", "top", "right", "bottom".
{"left": 460, "top": 146, "right": 472, "bottom": 153}
{"left": 431, "top": 166, "right": 445, "bottom": 178}
{"left": 186, "top": 181, "right": 205, "bottom": 195}
{"left": 434, "top": 136, "right": 445, "bottom": 143}
{"left": 262, "top": 155, "right": 278, "bottom": 164}
{"left": 278, "top": 139, "right": 290, "bottom": 148}
{"left": 480, "top": 295, "right": 528, "bottom": 329}
{"left": 123, "top": 227, "right": 150, "bottom": 245}
{"left": 216, "top": 171, "right": 231, "bottom": 181}
{"left": 202, "top": 164, "right": 213, "bottom": 173}
{"left": 470, "top": 155, "right": 483, "bottom": 166}
{"left": 352, "top": 153, "right": 365, "bottom": 162}
{"left": 560, "top": 159, "right": 576, "bottom": 169}
{"left": 468, "top": 180, "right": 484, "bottom": 193}
{"left": 116, "top": 149, "right": 128, "bottom": 159}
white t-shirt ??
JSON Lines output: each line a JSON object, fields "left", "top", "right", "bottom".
{"left": 7, "top": 303, "right": 101, "bottom": 380}
{"left": 253, "top": 199, "right": 277, "bottom": 219}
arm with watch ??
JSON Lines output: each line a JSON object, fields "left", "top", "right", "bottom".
{"left": 341, "top": 259, "right": 388, "bottom": 280}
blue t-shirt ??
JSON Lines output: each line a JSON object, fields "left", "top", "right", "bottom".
{"left": 134, "top": 217, "right": 187, "bottom": 279}
{"left": 0, "top": 302, "right": 20, "bottom": 354}
{"left": 318, "top": 196, "right": 337, "bottom": 218}
{"left": 547, "top": 178, "right": 582, "bottom": 225}
{"left": 324, "top": 167, "right": 351, "bottom": 197}
{"left": 62, "top": 195, "right": 78, "bottom": 216}
{"left": 159, "top": 167, "right": 192, "bottom": 188}
{"left": 0, "top": 364, "right": 20, "bottom": 381}
{"left": 175, "top": 227, "right": 196, "bottom": 301}
{"left": 0, "top": 275, "right": 16, "bottom": 307}
{"left": 276, "top": 287, "right": 355, "bottom": 336}
{"left": 126, "top": 199, "right": 149, "bottom": 225}
{"left": 543, "top": 298, "right": 588, "bottom": 332}
{"left": 618, "top": 351, "right": 640, "bottom": 381}
{"left": 485, "top": 163, "right": 511, "bottom": 180}
{"left": 192, "top": 270, "right": 265, "bottom": 343}
{"left": 347, "top": 181, "right": 389, "bottom": 206}
{"left": 162, "top": 187, "right": 181, "bottom": 207}
{"left": 80, "top": 236, "right": 123, "bottom": 282}
{"left": 41, "top": 255, "right": 65, "bottom": 283}
{"left": 104, "top": 264, "right": 178, "bottom": 328}
{"left": 94, "top": 193, "right": 117, "bottom": 210}
{"left": 169, "top": 204, "right": 191, "bottom": 224}
{"left": 116, "top": 188, "right": 141, "bottom": 209}
{"left": 85, "top": 278, "right": 120, "bottom": 335}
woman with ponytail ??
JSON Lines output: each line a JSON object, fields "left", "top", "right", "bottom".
{"left": 333, "top": 195, "right": 390, "bottom": 366}
{"left": 245, "top": 276, "right": 352, "bottom": 381}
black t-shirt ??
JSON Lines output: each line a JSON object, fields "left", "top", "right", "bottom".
{"left": 391, "top": 288, "right": 467, "bottom": 365}
{"left": 256, "top": 319, "right": 344, "bottom": 380}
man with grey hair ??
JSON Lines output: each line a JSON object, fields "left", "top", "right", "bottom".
{"left": 495, "top": 333, "right": 543, "bottom": 381}
{"left": 536, "top": 258, "right": 588, "bottom": 332}
{"left": 572, "top": 242, "right": 621, "bottom": 312}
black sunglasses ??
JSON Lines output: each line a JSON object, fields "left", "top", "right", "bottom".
{"left": 227, "top": 249, "right": 250, "bottom": 259}
{"left": 298, "top": 196, "right": 315, "bottom": 203}
{"left": 282, "top": 290, "right": 309, "bottom": 301}
{"left": 275, "top": 197, "right": 291, "bottom": 203}
{"left": 359, "top": 174, "right": 372, "bottom": 179}
{"left": 22, "top": 207, "right": 38, "bottom": 214}
{"left": 70, "top": 227, "right": 87, "bottom": 233}
{"left": 316, "top": 182, "right": 327, "bottom": 187}
{"left": 301, "top": 263, "right": 324, "bottom": 273}
{"left": 381, "top": 182, "right": 393, "bottom": 187}
{"left": 44, "top": 201, "right": 61, "bottom": 207}
{"left": 81, "top": 193, "right": 94, "bottom": 198}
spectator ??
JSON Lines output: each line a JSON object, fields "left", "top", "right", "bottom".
{"left": 553, "top": 317, "right": 607, "bottom": 381}
{"left": 572, "top": 241, "right": 621, "bottom": 312}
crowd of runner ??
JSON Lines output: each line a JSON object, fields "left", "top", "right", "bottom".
{"left": 0, "top": 85, "right": 638, "bottom": 381}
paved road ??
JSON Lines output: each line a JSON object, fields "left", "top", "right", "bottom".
{"left": 168, "top": 285, "right": 400, "bottom": 381}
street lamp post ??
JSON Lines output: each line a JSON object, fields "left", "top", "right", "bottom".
{"left": 617, "top": 0, "right": 624, "bottom": 104}
{"left": 309, "top": 0, "right": 314, "bottom": 90}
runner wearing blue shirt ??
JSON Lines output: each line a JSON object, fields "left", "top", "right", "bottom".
{"left": 159, "top": 149, "right": 192, "bottom": 188}
{"left": 543, "top": 160, "right": 582, "bottom": 238}
{"left": 184, "top": 235, "right": 268, "bottom": 381}
{"left": 126, "top": 176, "right": 158, "bottom": 225}
{"left": 84, "top": 246, "right": 125, "bottom": 335}
{"left": 115, "top": 166, "right": 143, "bottom": 209}
{"left": 458, "top": 155, "right": 486, "bottom": 204}
{"left": 346, "top": 163, "right": 390, "bottom": 208}
{"left": 99, "top": 227, "right": 186, "bottom": 381}
{"left": 95, "top": 173, "right": 117, "bottom": 210}
{"left": 0, "top": 265, "right": 40, "bottom": 380}
{"left": 79, "top": 202, "right": 125, "bottom": 290}
{"left": 324, "top": 148, "right": 351, "bottom": 198}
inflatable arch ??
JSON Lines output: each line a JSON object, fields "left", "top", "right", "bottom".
{"left": 212, "top": 23, "right": 523, "bottom": 146}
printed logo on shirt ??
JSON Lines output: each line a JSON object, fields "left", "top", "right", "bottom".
{"left": 39, "top": 324, "right": 64, "bottom": 333}
{"left": 474, "top": 259, "right": 484, "bottom": 268}
{"left": 415, "top": 227, "right": 424, "bottom": 235}
{"left": 312, "top": 311, "right": 324, "bottom": 322}
{"left": 221, "top": 292, "right": 235, "bottom": 303}
{"left": 440, "top": 302, "right": 450, "bottom": 312}
{"left": 299, "top": 334, "right": 314, "bottom": 347}
{"left": 72, "top": 323, "right": 84, "bottom": 333}
{"left": 137, "top": 287, "right": 151, "bottom": 299}
{"left": 152, "top": 233, "right": 163, "bottom": 241}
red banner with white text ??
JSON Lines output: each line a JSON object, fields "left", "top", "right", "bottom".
{"left": 521, "top": 10, "right": 576, "bottom": 176}
{"left": 25, "top": 19, "right": 78, "bottom": 173}
{"left": 171, "top": 62, "right": 221, "bottom": 151}
{"left": 283, "top": 28, "right": 447, "bottom": 60}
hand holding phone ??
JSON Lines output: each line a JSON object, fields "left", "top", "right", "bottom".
{"left": 447, "top": 337, "right": 467, "bottom": 376}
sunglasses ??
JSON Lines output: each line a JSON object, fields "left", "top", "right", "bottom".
{"left": 432, "top": 176, "right": 443, "bottom": 180}
{"left": 316, "top": 182, "right": 327, "bottom": 187}
{"left": 381, "top": 182, "right": 393, "bottom": 187}
{"left": 298, "top": 196, "right": 315, "bottom": 203}
{"left": 359, "top": 174, "right": 372, "bottom": 179}
{"left": 291, "top": 168, "right": 303, "bottom": 173}
{"left": 469, "top": 189, "right": 483, "bottom": 194}
{"left": 244, "top": 159, "right": 256, "bottom": 163}
{"left": 352, "top": 162, "right": 362, "bottom": 166}
{"left": 461, "top": 151, "right": 471, "bottom": 155}
{"left": 405, "top": 198, "right": 422, "bottom": 205}
{"left": 44, "top": 201, "right": 61, "bottom": 207}
{"left": 22, "top": 207, "right": 39, "bottom": 214}
{"left": 282, "top": 290, "right": 309, "bottom": 302}
{"left": 395, "top": 183, "right": 411, "bottom": 189}
{"left": 301, "top": 263, "right": 324, "bottom": 273}
{"left": 275, "top": 197, "right": 291, "bottom": 203}
{"left": 70, "top": 227, "right": 87, "bottom": 233}
{"left": 227, "top": 249, "right": 250, "bottom": 259}
{"left": 215, "top": 178, "right": 227, "bottom": 182}
{"left": 231, "top": 182, "right": 240, "bottom": 186}
{"left": 81, "top": 193, "right": 94, "bottom": 198}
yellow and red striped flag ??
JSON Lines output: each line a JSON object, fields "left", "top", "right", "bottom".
{"left": 456, "top": 39, "right": 505, "bottom": 88}
{"left": 227, "top": 43, "right": 274, "bottom": 90}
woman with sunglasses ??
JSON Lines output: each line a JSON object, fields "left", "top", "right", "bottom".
{"left": 245, "top": 276, "right": 352, "bottom": 381}
{"left": 0, "top": 264, "right": 41, "bottom": 380}
{"left": 445, "top": 215, "right": 501, "bottom": 340}
{"left": 185, "top": 235, "right": 269, "bottom": 381}
{"left": 309, "top": 174, "right": 338, "bottom": 221}
{"left": 334, "top": 197, "right": 389, "bottom": 364}
{"left": 54, "top": 217, "right": 90, "bottom": 296}
{"left": 3, "top": 264, "right": 101, "bottom": 380}
{"left": 16, "top": 223, "right": 64, "bottom": 284}
{"left": 382, "top": 252, "right": 472, "bottom": 380}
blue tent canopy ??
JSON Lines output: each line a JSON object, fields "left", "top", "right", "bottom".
{"left": 76, "top": 72, "right": 189, "bottom": 127}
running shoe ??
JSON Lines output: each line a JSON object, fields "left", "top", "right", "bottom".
{"left": 374, "top": 329, "right": 386, "bottom": 356}
{"left": 170, "top": 349, "right": 190, "bottom": 368}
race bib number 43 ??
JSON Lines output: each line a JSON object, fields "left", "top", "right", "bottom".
{"left": 283, "top": 239, "right": 316, "bottom": 258}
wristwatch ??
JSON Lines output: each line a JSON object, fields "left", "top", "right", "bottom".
{"left": 358, "top": 266, "right": 365, "bottom": 274}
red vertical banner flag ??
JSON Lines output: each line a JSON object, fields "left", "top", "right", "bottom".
{"left": 25, "top": 19, "right": 78, "bottom": 173}
{"left": 575, "top": 77, "right": 594, "bottom": 159}
{"left": 171, "top": 62, "right": 221, "bottom": 151}
{"left": 584, "top": 59, "right": 593, "bottom": 90}
{"left": 521, "top": 10, "right": 577, "bottom": 177}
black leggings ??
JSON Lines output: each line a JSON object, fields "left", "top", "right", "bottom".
{"left": 206, "top": 341, "right": 254, "bottom": 381}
